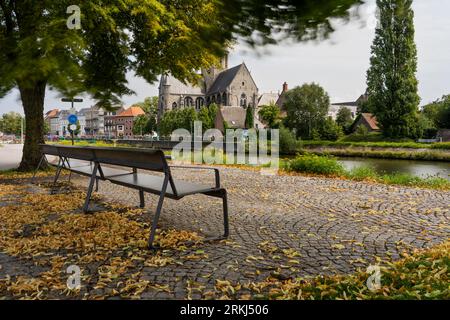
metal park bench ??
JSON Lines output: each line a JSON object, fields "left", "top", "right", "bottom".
{"left": 34, "top": 144, "right": 229, "bottom": 249}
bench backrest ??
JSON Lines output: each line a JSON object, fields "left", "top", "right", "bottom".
{"left": 56, "top": 146, "right": 96, "bottom": 161}
{"left": 90, "top": 147, "right": 168, "bottom": 173}
{"left": 39, "top": 144, "right": 59, "bottom": 156}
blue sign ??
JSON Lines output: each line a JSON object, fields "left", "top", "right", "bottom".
{"left": 68, "top": 114, "right": 78, "bottom": 125}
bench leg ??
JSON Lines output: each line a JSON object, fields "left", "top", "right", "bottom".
{"left": 82, "top": 163, "right": 99, "bottom": 213}
{"left": 50, "top": 158, "right": 63, "bottom": 194}
{"left": 222, "top": 190, "right": 230, "bottom": 238}
{"left": 63, "top": 157, "right": 73, "bottom": 183}
{"left": 148, "top": 177, "right": 169, "bottom": 249}
{"left": 139, "top": 190, "right": 145, "bottom": 208}
{"left": 32, "top": 155, "right": 46, "bottom": 184}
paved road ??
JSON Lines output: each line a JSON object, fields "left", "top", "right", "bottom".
{"left": 0, "top": 144, "right": 23, "bottom": 171}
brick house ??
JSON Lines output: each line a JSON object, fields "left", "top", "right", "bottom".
{"left": 112, "top": 106, "right": 145, "bottom": 139}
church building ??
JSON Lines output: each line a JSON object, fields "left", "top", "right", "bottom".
{"left": 158, "top": 55, "right": 264, "bottom": 130}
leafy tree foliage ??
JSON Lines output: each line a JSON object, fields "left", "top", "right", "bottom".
{"left": 283, "top": 83, "right": 330, "bottom": 139}
{"left": 279, "top": 126, "right": 298, "bottom": 155}
{"left": 0, "top": 0, "right": 362, "bottom": 170}
{"left": 422, "top": 95, "right": 450, "bottom": 129}
{"left": 133, "top": 115, "right": 153, "bottom": 136}
{"left": 258, "top": 103, "right": 281, "bottom": 128}
{"left": 224, "top": 0, "right": 363, "bottom": 46}
{"left": 134, "top": 97, "right": 158, "bottom": 135}
{"left": 136, "top": 97, "right": 159, "bottom": 115}
{"left": 366, "top": 0, "right": 420, "bottom": 138}
{"left": 198, "top": 103, "right": 219, "bottom": 130}
{"left": 336, "top": 107, "right": 354, "bottom": 133}
{"left": 245, "top": 106, "right": 254, "bottom": 129}
{"left": 159, "top": 108, "right": 199, "bottom": 137}
{"left": 319, "top": 118, "right": 344, "bottom": 141}
{"left": 0, "top": 112, "right": 23, "bottom": 135}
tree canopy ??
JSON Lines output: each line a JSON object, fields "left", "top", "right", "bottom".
{"left": 336, "top": 107, "right": 354, "bottom": 132}
{"left": 0, "top": 112, "right": 23, "bottom": 135}
{"left": 422, "top": 95, "right": 450, "bottom": 129}
{"left": 283, "top": 83, "right": 330, "bottom": 139}
{"left": 258, "top": 103, "right": 281, "bottom": 128}
{"left": 366, "top": 0, "right": 421, "bottom": 138}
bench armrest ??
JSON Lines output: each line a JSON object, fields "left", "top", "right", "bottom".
{"left": 169, "top": 166, "right": 221, "bottom": 188}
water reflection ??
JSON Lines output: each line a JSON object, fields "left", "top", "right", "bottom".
{"left": 338, "top": 158, "right": 450, "bottom": 181}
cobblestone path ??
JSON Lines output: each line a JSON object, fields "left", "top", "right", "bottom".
{"left": 67, "top": 166, "right": 449, "bottom": 299}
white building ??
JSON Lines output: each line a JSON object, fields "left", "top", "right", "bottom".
{"left": 328, "top": 104, "right": 358, "bottom": 121}
{"left": 57, "top": 110, "right": 71, "bottom": 137}
{"left": 329, "top": 94, "right": 368, "bottom": 121}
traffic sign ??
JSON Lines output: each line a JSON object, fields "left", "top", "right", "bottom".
{"left": 68, "top": 114, "right": 78, "bottom": 125}
{"left": 62, "top": 98, "right": 83, "bottom": 103}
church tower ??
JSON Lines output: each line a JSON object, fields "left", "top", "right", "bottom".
{"left": 202, "top": 54, "right": 228, "bottom": 92}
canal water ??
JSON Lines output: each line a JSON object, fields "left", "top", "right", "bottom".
{"left": 337, "top": 158, "right": 450, "bottom": 181}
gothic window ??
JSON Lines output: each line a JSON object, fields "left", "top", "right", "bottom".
{"left": 185, "top": 96, "right": 194, "bottom": 107}
{"left": 222, "top": 93, "right": 227, "bottom": 106}
{"left": 172, "top": 102, "right": 178, "bottom": 110}
{"left": 195, "top": 97, "right": 204, "bottom": 110}
{"left": 240, "top": 93, "right": 247, "bottom": 108}
{"left": 217, "top": 94, "right": 222, "bottom": 105}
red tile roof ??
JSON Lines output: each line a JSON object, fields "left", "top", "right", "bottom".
{"left": 361, "top": 113, "right": 380, "bottom": 130}
{"left": 118, "top": 106, "right": 145, "bottom": 117}
{"left": 45, "top": 109, "right": 59, "bottom": 119}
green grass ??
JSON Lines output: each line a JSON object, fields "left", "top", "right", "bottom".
{"left": 50, "top": 140, "right": 115, "bottom": 147}
{"left": 379, "top": 173, "right": 449, "bottom": 189}
{"left": 285, "top": 154, "right": 450, "bottom": 190}
{"left": 300, "top": 140, "right": 450, "bottom": 150}
{"left": 430, "top": 142, "right": 450, "bottom": 150}
{"left": 304, "top": 148, "right": 450, "bottom": 162}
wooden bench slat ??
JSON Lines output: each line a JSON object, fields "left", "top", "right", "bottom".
{"left": 107, "top": 173, "right": 217, "bottom": 199}
{"left": 70, "top": 165, "right": 132, "bottom": 179}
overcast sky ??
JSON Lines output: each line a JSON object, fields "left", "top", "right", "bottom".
{"left": 1, "top": 0, "right": 449, "bottom": 115}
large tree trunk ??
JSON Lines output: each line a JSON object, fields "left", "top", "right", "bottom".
{"left": 17, "top": 80, "right": 47, "bottom": 172}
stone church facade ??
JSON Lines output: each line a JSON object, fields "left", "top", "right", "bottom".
{"left": 158, "top": 56, "right": 261, "bottom": 128}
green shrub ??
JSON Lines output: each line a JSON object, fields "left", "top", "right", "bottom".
{"left": 319, "top": 118, "right": 344, "bottom": 141}
{"left": 380, "top": 173, "right": 449, "bottom": 189}
{"left": 346, "top": 166, "right": 378, "bottom": 181}
{"left": 279, "top": 126, "right": 299, "bottom": 155}
{"left": 430, "top": 142, "right": 450, "bottom": 150}
{"left": 288, "top": 154, "right": 345, "bottom": 176}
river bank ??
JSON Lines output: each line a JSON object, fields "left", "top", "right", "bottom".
{"left": 299, "top": 145, "right": 450, "bottom": 162}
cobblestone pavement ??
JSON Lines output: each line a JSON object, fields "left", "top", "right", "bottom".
{"left": 61, "top": 166, "right": 450, "bottom": 299}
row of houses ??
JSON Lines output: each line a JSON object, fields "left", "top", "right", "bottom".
{"left": 44, "top": 105, "right": 145, "bottom": 139}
